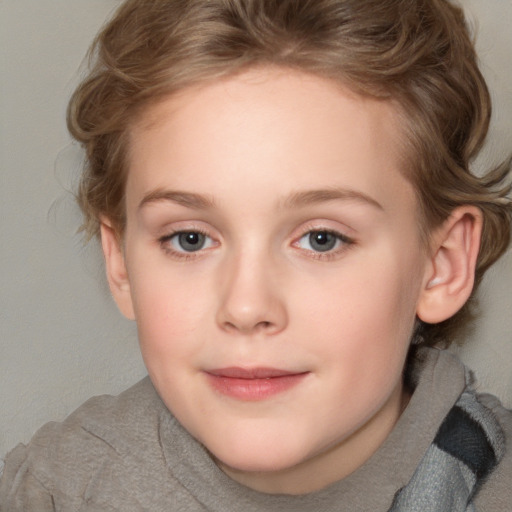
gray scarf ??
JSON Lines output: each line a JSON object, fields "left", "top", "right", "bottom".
{"left": 389, "top": 387, "right": 505, "bottom": 512}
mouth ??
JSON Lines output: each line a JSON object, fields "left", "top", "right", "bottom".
{"left": 204, "top": 367, "right": 309, "bottom": 401}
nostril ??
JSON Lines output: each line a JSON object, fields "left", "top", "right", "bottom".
{"left": 222, "top": 319, "right": 274, "bottom": 334}
{"left": 223, "top": 321, "right": 238, "bottom": 333}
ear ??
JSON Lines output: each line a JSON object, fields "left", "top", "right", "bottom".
{"left": 100, "top": 219, "right": 135, "bottom": 320}
{"left": 416, "top": 206, "right": 483, "bottom": 324}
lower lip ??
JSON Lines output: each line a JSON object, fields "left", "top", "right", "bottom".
{"left": 205, "top": 373, "right": 308, "bottom": 401}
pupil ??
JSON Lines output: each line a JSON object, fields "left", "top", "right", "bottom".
{"left": 178, "top": 232, "right": 205, "bottom": 252}
{"left": 309, "top": 231, "right": 336, "bottom": 252}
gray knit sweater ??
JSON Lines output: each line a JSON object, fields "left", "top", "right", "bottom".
{"left": 1, "top": 349, "right": 511, "bottom": 511}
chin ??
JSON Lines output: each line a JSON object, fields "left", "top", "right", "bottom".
{"left": 208, "top": 434, "right": 311, "bottom": 474}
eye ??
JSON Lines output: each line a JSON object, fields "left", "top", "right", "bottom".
{"left": 161, "top": 230, "right": 214, "bottom": 253}
{"left": 296, "top": 230, "right": 351, "bottom": 253}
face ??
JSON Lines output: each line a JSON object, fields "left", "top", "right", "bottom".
{"left": 107, "top": 68, "right": 431, "bottom": 493}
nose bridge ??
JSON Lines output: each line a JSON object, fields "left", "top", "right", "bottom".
{"left": 217, "top": 243, "right": 287, "bottom": 335}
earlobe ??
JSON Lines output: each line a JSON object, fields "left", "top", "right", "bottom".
{"left": 416, "top": 206, "right": 483, "bottom": 324}
{"left": 99, "top": 220, "right": 135, "bottom": 320}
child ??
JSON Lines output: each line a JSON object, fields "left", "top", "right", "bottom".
{"left": 1, "top": 0, "right": 511, "bottom": 510}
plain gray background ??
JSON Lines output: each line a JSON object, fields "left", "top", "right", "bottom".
{"left": 1, "top": 0, "right": 511, "bottom": 458}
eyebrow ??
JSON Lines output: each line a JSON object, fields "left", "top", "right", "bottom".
{"left": 138, "top": 189, "right": 216, "bottom": 210}
{"left": 282, "top": 188, "right": 383, "bottom": 211}
{"left": 138, "top": 186, "right": 383, "bottom": 212}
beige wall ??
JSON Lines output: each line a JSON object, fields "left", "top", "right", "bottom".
{"left": 1, "top": 0, "right": 511, "bottom": 458}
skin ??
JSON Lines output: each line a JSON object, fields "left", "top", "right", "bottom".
{"left": 101, "top": 68, "right": 481, "bottom": 494}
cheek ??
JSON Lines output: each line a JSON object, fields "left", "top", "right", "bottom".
{"left": 129, "top": 267, "right": 212, "bottom": 357}
{"left": 293, "top": 252, "right": 421, "bottom": 381}
{"left": 298, "top": 265, "right": 417, "bottom": 342}
{"left": 310, "top": 269, "right": 416, "bottom": 421}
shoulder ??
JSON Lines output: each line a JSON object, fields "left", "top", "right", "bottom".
{"left": 0, "top": 377, "right": 170, "bottom": 511}
{"left": 474, "top": 393, "right": 512, "bottom": 511}
{"left": 26, "top": 376, "right": 164, "bottom": 467}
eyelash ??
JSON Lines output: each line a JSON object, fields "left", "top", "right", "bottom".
{"left": 158, "top": 228, "right": 215, "bottom": 260}
{"left": 157, "top": 226, "right": 355, "bottom": 261}
{"left": 293, "top": 228, "right": 355, "bottom": 261}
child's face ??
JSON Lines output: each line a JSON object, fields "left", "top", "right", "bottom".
{"left": 112, "top": 68, "right": 431, "bottom": 493}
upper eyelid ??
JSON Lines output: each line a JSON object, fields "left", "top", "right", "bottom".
{"left": 292, "top": 221, "right": 355, "bottom": 240}
{"left": 156, "top": 221, "right": 216, "bottom": 239}
{"left": 299, "top": 227, "right": 351, "bottom": 237}
{"left": 159, "top": 226, "right": 211, "bottom": 240}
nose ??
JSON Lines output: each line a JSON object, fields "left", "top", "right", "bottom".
{"left": 216, "top": 251, "right": 288, "bottom": 335}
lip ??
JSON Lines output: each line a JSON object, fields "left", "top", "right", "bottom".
{"left": 204, "top": 367, "right": 309, "bottom": 401}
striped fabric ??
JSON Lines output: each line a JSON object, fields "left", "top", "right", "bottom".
{"left": 389, "top": 389, "right": 505, "bottom": 511}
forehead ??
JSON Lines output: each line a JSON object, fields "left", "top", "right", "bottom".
{"left": 126, "top": 68, "right": 415, "bottom": 216}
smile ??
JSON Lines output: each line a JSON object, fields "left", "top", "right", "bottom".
{"left": 204, "top": 367, "right": 310, "bottom": 401}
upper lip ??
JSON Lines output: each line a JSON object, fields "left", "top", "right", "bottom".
{"left": 206, "top": 367, "right": 306, "bottom": 379}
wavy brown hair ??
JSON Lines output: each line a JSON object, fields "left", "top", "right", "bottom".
{"left": 68, "top": 0, "right": 512, "bottom": 346}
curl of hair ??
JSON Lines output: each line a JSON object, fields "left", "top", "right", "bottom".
{"left": 68, "top": 0, "right": 512, "bottom": 346}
